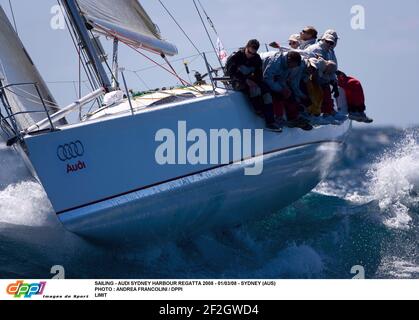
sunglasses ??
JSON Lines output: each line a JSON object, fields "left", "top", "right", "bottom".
{"left": 289, "top": 41, "right": 298, "bottom": 45}
{"left": 325, "top": 41, "right": 335, "bottom": 45}
{"left": 246, "top": 49, "right": 257, "bottom": 56}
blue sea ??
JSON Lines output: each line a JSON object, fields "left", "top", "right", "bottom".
{"left": 0, "top": 127, "right": 418, "bottom": 279}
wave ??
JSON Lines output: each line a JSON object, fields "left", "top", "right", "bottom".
{"left": 377, "top": 258, "right": 419, "bottom": 279}
{"left": 0, "top": 181, "right": 55, "bottom": 227}
{"left": 0, "top": 137, "right": 55, "bottom": 227}
{"left": 0, "top": 130, "right": 417, "bottom": 279}
{"left": 254, "top": 244, "right": 324, "bottom": 278}
{"left": 368, "top": 131, "right": 419, "bottom": 230}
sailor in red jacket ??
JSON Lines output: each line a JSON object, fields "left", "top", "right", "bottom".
{"left": 337, "top": 71, "right": 373, "bottom": 123}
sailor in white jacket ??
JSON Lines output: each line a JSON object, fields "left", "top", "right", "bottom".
{"left": 299, "top": 26, "right": 318, "bottom": 50}
{"left": 305, "top": 34, "right": 336, "bottom": 61}
{"left": 322, "top": 30, "right": 339, "bottom": 67}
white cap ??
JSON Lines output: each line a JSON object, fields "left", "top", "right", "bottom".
{"left": 322, "top": 34, "right": 336, "bottom": 44}
{"left": 323, "top": 29, "right": 339, "bottom": 40}
{"left": 288, "top": 34, "right": 301, "bottom": 42}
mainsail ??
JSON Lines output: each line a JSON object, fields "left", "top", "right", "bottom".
{"left": 0, "top": 6, "right": 64, "bottom": 130}
{"left": 76, "top": 0, "right": 178, "bottom": 56}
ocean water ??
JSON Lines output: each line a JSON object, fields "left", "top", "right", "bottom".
{"left": 0, "top": 127, "right": 418, "bottom": 279}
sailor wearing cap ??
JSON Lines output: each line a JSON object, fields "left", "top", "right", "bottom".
{"left": 305, "top": 33, "right": 337, "bottom": 61}
{"left": 288, "top": 34, "right": 301, "bottom": 50}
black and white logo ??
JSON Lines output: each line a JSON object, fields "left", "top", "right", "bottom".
{"left": 57, "top": 141, "right": 85, "bottom": 162}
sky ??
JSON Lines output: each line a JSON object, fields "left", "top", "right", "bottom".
{"left": 0, "top": 0, "right": 418, "bottom": 127}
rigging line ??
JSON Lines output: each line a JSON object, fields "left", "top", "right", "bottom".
{"left": 130, "top": 71, "right": 151, "bottom": 90}
{"left": 8, "top": 0, "right": 18, "bottom": 34}
{"left": 196, "top": 0, "right": 219, "bottom": 36}
{"left": 192, "top": 0, "right": 223, "bottom": 69}
{"left": 161, "top": 54, "right": 188, "bottom": 87}
{"left": 58, "top": 0, "right": 101, "bottom": 110}
{"left": 85, "top": 99, "right": 100, "bottom": 116}
{"left": 91, "top": 24, "right": 204, "bottom": 95}
{"left": 58, "top": 0, "right": 98, "bottom": 92}
{"left": 72, "top": 0, "right": 109, "bottom": 90}
{"left": 71, "top": 81, "right": 79, "bottom": 100}
{"left": 76, "top": 48, "right": 82, "bottom": 120}
{"left": 88, "top": 29, "right": 118, "bottom": 86}
{"left": 129, "top": 51, "right": 211, "bottom": 73}
{"left": 78, "top": 42, "right": 82, "bottom": 99}
{"left": 46, "top": 80, "right": 89, "bottom": 84}
{"left": 157, "top": 0, "right": 202, "bottom": 57}
{"left": 123, "top": 41, "right": 203, "bottom": 95}
{"left": 5, "top": 88, "right": 56, "bottom": 108}
{"left": 63, "top": 0, "right": 103, "bottom": 91}
{"left": 6, "top": 86, "right": 57, "bottom": 107}
{"left": 128, "top": 71, "right": 196, "bottom": 99}
{"left": 129, "top": 70, "right": 218, "bottom": 104}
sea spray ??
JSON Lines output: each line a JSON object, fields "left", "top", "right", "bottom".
{"left": 368, "top": 131, "right": 419, "bottom": 229}
{"left": 0, "top": 137, "right": 55, "bottom": 227}
{"left": 0, "top": 181, "right": 55, "bottom": 227}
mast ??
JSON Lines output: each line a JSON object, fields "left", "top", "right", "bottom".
{"left": 62, "top": 0, "right": 112, "bottom": 91}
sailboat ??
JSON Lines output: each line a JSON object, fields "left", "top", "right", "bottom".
{"left": 0, "top": 0, "right": 350, "bottom": 243}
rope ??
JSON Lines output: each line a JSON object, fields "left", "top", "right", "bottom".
{"left": 6, "top": 86, "right": 57, "bottom": 107}
{"left": 89, "top": 29, "right": 118, "bottom": 87}
{"left": 130, "top": 52, "right": 210, "bottom": 73}
{"left": 197, "top": 0, "right": 219, "bottom": 36}
{"left": 192, "top": 0, "right": 223, "bottom": 69}
{"left": 123, "top": 41, "right": 203, "bottom": 94}
{"left": 92, "top": 24, "right": 204, "bottom": 94}
{"left": 161, "top": 54, "right": 188, "bottom": 87}
{"left": 46, "top": 80, "right": 89, "bottom": 84}
{"left": 58, "top": 0, "right": 99, "bottom": 92}
{"left": 5, "top": 88, "right": 57, "bottom": 108}
{"left": 129, "top": 71, "right": 151, "bottom": 90}
{"left": 158, "top": 0, "right": 202, "bottom": 57}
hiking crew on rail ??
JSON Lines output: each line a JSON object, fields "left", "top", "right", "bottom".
{"left": 225, "top": 27, "right": 373, "bottom": 132}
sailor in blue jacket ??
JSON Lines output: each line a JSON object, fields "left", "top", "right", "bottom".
{"left": 263, "top": 51, "right": 313, "bottom": 131}
{"left": 305, "top": 34, "right": 336, "bottom": 62}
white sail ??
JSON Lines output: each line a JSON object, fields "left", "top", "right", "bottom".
{"left": 0, "top": 6, "right": 64, "bottom": 130}
{"left": 76, "top": 0, "right": 178, "bottom": 56}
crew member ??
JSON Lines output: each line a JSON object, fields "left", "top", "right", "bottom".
{"left": 225, "top": 39, "right": 282, "bottom": 132}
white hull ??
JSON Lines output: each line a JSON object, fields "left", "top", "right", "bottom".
{"left": 60, "top": 141, "right": 345, "bottom": 243}
{"left": 22, "top": 91, "right": 350, "bottom": 242}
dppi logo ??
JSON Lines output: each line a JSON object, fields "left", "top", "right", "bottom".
{"left": 56, "top": 141, "right": 87, "bottom": 174}
{"left": 6, "top": 281, "right": 46, "bottom": 298}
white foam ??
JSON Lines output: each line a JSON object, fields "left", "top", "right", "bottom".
{"left": 315, "top": 180, "right": 372, "bottom": 205}
{"left": 0, "top": 136, "right": 55, "bottom": 227}
{"left": 0, "top": 181, "right": 55, "bottom": 227}
{"left": 257, "top": 244, "right": 324, "bottom": 278}
{"left": 368, "top": 132, "right": 419, "bottom": 230}
{"left": 378, "top": 258, "right": 419, "bottom": 279}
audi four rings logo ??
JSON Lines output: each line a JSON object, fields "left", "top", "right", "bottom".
{"left": 57, "top": 141, "right": 85, "bottom": 161}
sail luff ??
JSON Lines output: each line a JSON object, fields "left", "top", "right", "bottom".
{"left": 0, "top": 6, "right": 66, "bottom": 130}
